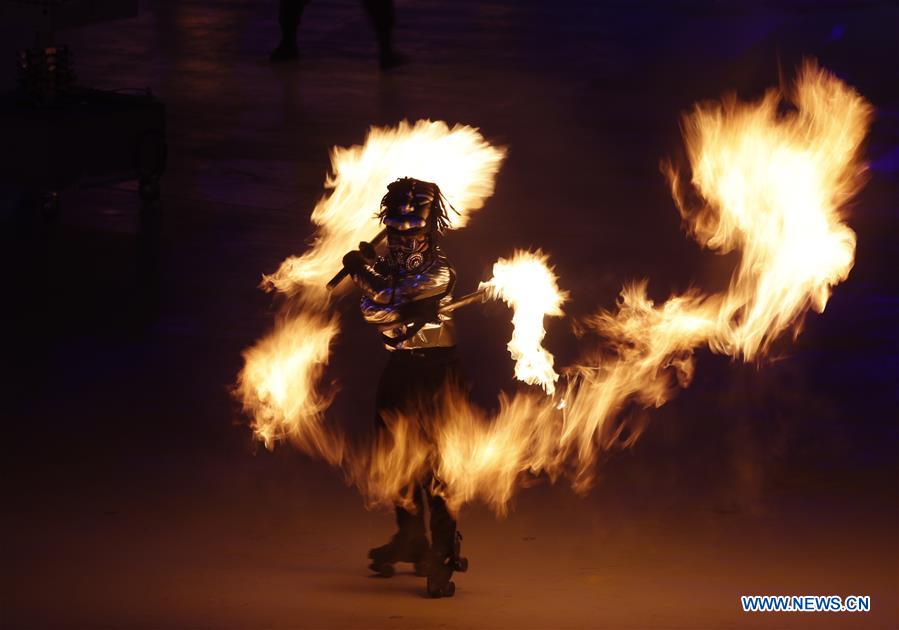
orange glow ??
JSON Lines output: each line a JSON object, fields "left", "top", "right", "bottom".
{"left": 237, "top": 63, "right": 871, "bottom": 516}
{"left": 406, "top": 61, "right": 869, "bottom": 513}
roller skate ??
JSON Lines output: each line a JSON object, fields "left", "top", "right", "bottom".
{"left": 425, "top": 531, "right": 468, "bottom": 598}
{"left": 368, "top": 532, "right": 429, "bottom": 577}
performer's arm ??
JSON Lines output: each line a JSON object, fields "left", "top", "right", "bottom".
{"left": 343, "top": 251, "right": 395, "bottom": 304}
{"left": 352, "top": 256, "right": 454, "bottom": 326}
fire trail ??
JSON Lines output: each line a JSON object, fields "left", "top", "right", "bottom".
{"left": 236, "top": 62, "right": 871, "bottom": 516}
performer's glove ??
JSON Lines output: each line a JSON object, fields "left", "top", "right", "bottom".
{"left": 358, "top": 241, "right": 377, "bottom": 262}
{"left": 342, "top": 250, "right": 367, "bottom": 274}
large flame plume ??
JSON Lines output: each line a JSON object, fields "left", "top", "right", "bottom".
{"left": 362, "top": 61, "right": 871, "bottom": 514}
{"left": 669, "top": 61, "right": 868, "bottom": 358}
{"left": 238, "top": 62, "right": 871, "bottom": 517}
{"left": 236, "top": 310, "right": 342, "bottom": 453}
{"left": 480, "top": 250, "right": 568, "bottom": 394}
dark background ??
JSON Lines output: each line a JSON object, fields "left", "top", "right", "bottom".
{"left": 1, "top": 1, "right": 897, "bottom": 628}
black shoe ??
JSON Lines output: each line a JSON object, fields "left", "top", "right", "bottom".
{"left": 379, "top": 50, "right": 409, "bottom": 71}
{"left": 270, "top": 42, "right": 299, "bottom": 62}
{"left": 368, "top": 533, "right": 428, "bottom": 577}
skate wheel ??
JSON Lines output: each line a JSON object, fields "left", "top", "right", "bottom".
{"left": 426, "top": 576, "right": 442, "bottom": 598}
{"left": 456, "top": 557, "right": 468, "bottom": 572}
{"left": 370, "top": 563, "right": 395, "bottom": 577}
{"left": 443, "top": 581, "right": 456, "bottom": 597}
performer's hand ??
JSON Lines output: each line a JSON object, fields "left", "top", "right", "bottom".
{"left": 342, "top": 250, "right": 367, "bottom": 274}
{"left": 358, "top": 241, "right": 377, "bottom": 262}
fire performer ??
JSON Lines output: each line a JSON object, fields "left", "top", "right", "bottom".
{"left": 340, "top": 177, "right": 469, "bottom": 598}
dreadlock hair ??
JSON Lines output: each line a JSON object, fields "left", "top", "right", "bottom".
{"left": 377, "top": 177, "right": 458, "bottom": 237}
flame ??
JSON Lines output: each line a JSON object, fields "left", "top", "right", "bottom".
{"left": 235, "top": 310, "right": 342, "bottom": 456}
{"left": 434, "top": 390, "right": 560, "bottom": 514}
{"left": 262, "top": 119, "right": 507, "bottom": 302}
{"left": 373, "top": 61, "right": 870, "bottom": 513}
{"left": 670, "top": 60, "right": 868, "bottom": 358}
{"left": 480, "top": 250, "right": 568, "bottom": 394}
{"left": 555, "top": 60, "right": 870, "bottom": 493}
{"left": 238, "top": 63, "right": 871, "bottom": 517}
{"left": 236, "top": 120, "right": 507, "bottom": 457}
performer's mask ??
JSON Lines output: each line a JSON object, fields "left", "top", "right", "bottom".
{"left": 381, "top": 178, "right": 440, "bottom": 273}
{"left": 387, "top": 230, "right": 431, "bottom": 272}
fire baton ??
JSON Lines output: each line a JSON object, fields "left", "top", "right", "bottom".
{"left": 439, "top": 288, "right": 488, "bottom": 313}
{"left": 327, "top": 228, "right": 389, "bottom": 289}
{"left": 375, "top": 288, "right": 489, "bottom": 333}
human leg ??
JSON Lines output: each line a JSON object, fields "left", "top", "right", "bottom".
{"left": 271, "top": 0, "right": 311, "bottom": 61}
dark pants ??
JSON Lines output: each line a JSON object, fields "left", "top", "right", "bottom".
{"left": 375, "top": 347, "right": 461, "bottom": 553}
{"left": 278, "top": 0, "right": 395, "bottom": 55}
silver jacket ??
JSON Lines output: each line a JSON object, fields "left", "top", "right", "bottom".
{"left": 353, "top": 247, "right": 457, "bottom": 351}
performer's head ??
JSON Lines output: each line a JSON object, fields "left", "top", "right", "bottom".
{"left": 378, "top": 178, "right": 454, "bottom": 272}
